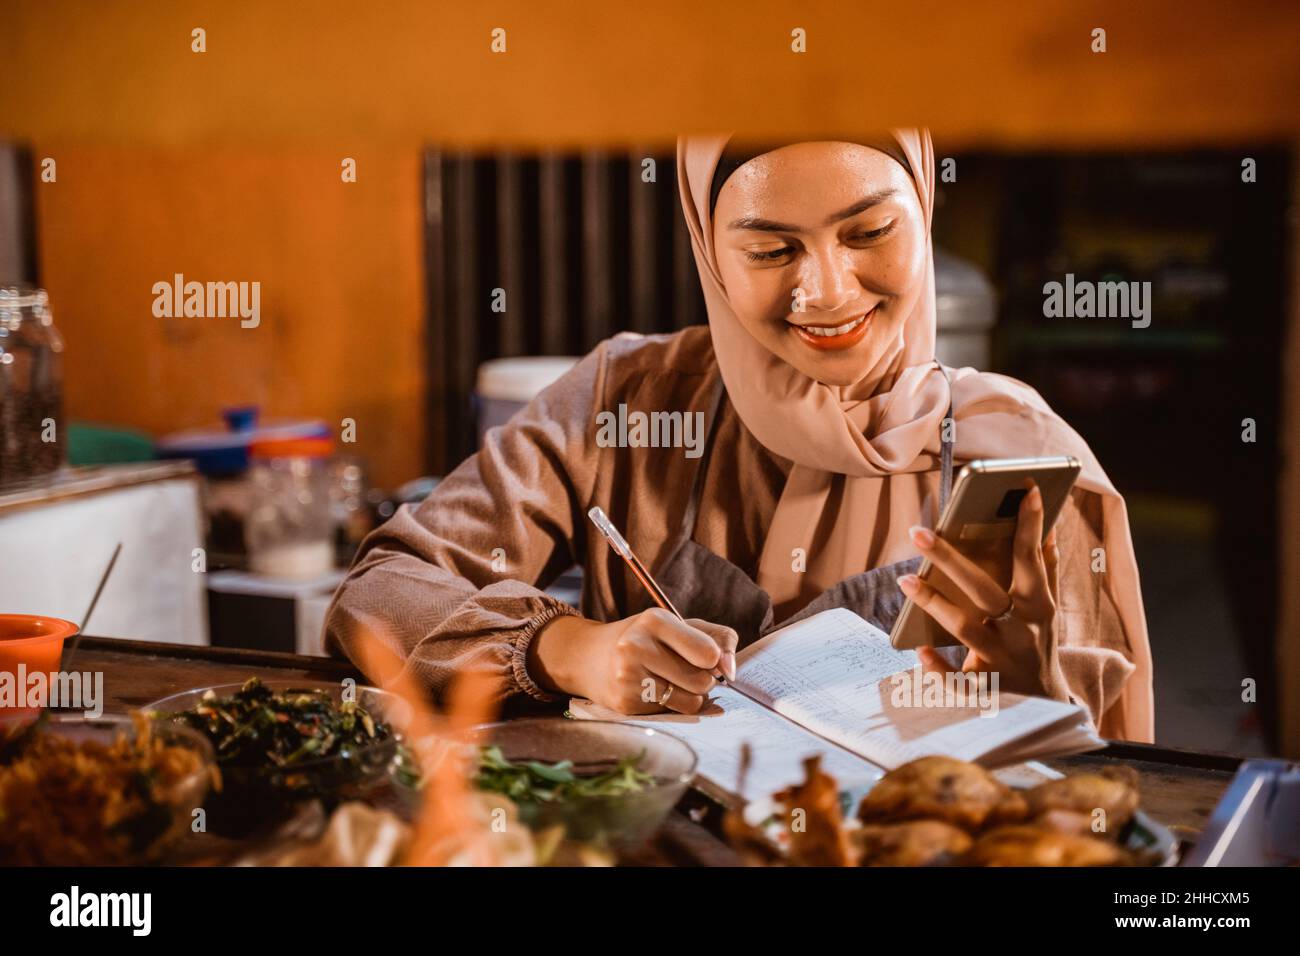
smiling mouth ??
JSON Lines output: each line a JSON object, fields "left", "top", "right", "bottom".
{"left": 786, "top": 305, "right": 877, "bottom": 350}
{"left": 798, "top": 316, "right": 867, "bottom": 337}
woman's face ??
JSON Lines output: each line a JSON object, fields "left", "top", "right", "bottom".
{"left": 711, "top": 141, "right": 927, "bottom": 388}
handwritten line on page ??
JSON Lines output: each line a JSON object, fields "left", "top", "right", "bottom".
{"left": 734, "top": 609, "right": 1097, "bottom": 768}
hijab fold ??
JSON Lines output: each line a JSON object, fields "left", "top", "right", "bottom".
{"left": 676, "top": 131, "right": 1154, "bottom": 742}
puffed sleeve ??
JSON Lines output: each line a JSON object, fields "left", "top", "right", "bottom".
{"left": 323, "top": 341, "right": 610, "bottom": 707}
{"left": 1052, "top": 487, "right": 1150, "bottom": 739}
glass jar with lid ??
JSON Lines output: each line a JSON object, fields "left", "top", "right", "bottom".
{"left": 0, "top": 285, "right": 65, "bottom": 486}
{"left": 245, "top": 436, "right": 336, "bottom": 578}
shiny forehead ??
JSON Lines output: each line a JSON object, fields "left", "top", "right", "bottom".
{"left": 708, "top": 137, "right": 913, "bottom": 218}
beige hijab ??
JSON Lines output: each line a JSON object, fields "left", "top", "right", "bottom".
{"left": 676, "top": 130, "right": 1154, "bottom": 742}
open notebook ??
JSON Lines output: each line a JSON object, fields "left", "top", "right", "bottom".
{"left": 569, "top": 608, "right": 1102, "bottom": 806}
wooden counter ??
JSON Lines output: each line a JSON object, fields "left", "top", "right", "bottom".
{"left": 71, "top": 636, "right": 1242, "bottom": 865}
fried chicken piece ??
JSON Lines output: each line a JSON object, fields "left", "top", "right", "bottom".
{"left": 991, "top": 788, "right": 1030, "bottom": 826}
{"left": 965, "top": 825, "right": 1130, "bottom": 867}
{"left": 852, "top": 820, "right": 973, "bottom": 867}
{"left": 1024, "top": 767, "right": 1139, "bottom": 837}
{"left": 857, "top": 756, "right": 1026, "bottom": 832}
{"left": 773, "top": 755, "right": 854, "bottom": 866}
{"left": 1033, "top": 809, "right": 1095, "bottom": 837}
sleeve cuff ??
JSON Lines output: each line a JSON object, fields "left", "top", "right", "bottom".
{"left": 509, "top": 600, "right": 581, "bottom": 703}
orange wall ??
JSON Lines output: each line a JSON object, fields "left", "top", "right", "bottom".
{"left": 3, "top": 1, "right": 1299, "bottom": 149}
{"left": 7, "top": 0, "right": 1300, "bottom": 492}
{"left": 33, "top": 147, "right": 425, "bottom": 488}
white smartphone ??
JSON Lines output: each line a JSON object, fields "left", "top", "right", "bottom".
{"left": 889, "top": 456, "right": 1081, "bottom": 650}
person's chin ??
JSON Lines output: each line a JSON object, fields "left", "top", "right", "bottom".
{"left": 777, "top": 336, "right": 887, "bottom": 389}
{"left": 798, "top": 356, "right": 871, "bottom": 388}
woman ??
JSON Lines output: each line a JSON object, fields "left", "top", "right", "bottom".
{"left": 325, "top": 130, "right": 1154, "bottom": 742}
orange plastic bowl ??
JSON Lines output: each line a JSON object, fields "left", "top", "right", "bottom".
{"left": 0, "top": 614, "right": 79, "bottom": 729}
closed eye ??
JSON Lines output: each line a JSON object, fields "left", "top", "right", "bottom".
{"left": 742, "top": 221, "right": 895, "bottom": 263}
{"left": 851, "top": 222, "right": 896, "bottom": 243}
{"left": 743, "top": 246, "right": 795, "bottom": 263}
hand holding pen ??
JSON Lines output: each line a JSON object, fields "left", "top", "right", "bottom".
{"left": 567, "top": 506, "right": 736, "bottom": 710}
{"left": 525, "top": 507, "right": 737, "bottom": 715}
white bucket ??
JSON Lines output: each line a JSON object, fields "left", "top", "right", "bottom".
{"left": 474, "top": 356, "right": 580, "bottom": 444}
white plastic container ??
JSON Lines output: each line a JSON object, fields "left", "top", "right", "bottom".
{"left": 474, "top": 356, "right": 579, "bottom": 445}
{"left": 934, "top": 248, "right": 998, "bottom": 370}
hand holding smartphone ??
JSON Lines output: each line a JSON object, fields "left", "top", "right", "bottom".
{"left": 890, "top": 456, "right": 1081, "bottom": 650}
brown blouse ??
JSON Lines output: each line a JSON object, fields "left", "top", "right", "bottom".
{"left": 324, "top": 326, "right": 1139, "bottom": 736}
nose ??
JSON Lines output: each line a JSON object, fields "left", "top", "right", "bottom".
{"left": 795, "top": 243, "right": 858, "bottom": 315}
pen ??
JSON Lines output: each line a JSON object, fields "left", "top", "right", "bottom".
{"left": 587, "top": 506, "right": 728, "bottom": 684}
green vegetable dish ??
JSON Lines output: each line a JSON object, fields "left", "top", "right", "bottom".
{"left": 474, "top": 744, "right": 655, "bottom": 803}
{"left": 163, "top": 677, "right": 393, "bottom": 768}
{"left": 152, "top": 677, "right": 400, "bottom": 836}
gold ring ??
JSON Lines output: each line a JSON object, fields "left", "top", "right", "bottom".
{"left": 657, "top": 684, "right": 675, "bottom": 707}
{"left": 981, "top": 595, "right": 1015, "bottom": 627}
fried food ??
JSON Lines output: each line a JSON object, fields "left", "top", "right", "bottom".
{"left": 774, "top": 755, "right": 855, "bottom": 866}
{"left": 965, "top": 825, "right": 1130, "bottom": 867}
{"left": 0, "top": 714, "right": 209, "bottom": 865}
{"left": 853, "top": 820, "right": 973, "bottom": 867}
{"left": 1024, "top": 766, "right": 1139, "bottom": 837}
{"left": 1033, "top": 808, "right": 1095, "bottom": 837}
{"left": 726, "top": 753, "right": 1158, "bottom": 867}
{"left": 857, "top": 756, "right": 1027, "bottom": 832}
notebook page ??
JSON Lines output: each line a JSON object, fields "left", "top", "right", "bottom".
{"left": 568, "top": 685, "right": 882, "bottom": 803}
{"left": 978, "top": 715, "right": 1104, "bottom": 767}
{"left": 733, "top": 608, "right": 1095, "bottom": 769}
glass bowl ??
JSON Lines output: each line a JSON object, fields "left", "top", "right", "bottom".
{"left": 0, "top": 714, "right": 215, "bottom": 865}
{"left": 461, "top": 718, "right": 697, "bottom": 850}
{"left": 147, "top": 679, "right": 411, "bottom": 837}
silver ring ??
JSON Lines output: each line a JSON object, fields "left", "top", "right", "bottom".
{"left": 982, "top": 595, "right": 1015, "bottom": 627}
{"left": 657, "top": 684, "right": 675, "bottom": 707}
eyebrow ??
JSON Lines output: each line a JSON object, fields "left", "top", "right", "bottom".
{"left": 726, "top": 189, "right": 898, "bottom": 232}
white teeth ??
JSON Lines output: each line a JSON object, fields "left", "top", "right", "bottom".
{"left": 797, "top": 314, "right": 867, "bottom": 337}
